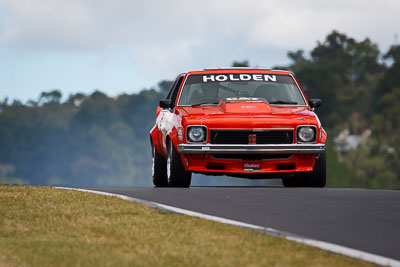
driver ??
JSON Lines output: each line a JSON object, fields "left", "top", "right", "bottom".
{"left": 200, "top": 83, "right": 219, "bottom": 99}
{"left": 189, "top": 83, "right": 220, "bottom": 104}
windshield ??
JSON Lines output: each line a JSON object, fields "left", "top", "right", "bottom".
{"left": 177, "top": 73, "right": 307, "bottom": 106}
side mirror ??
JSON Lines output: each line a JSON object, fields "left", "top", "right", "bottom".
{"left": 159, "top": 99, "right": 171, "bottom": 109}
{"left": 309, "top": 99, "right": 322, "bottom": 109}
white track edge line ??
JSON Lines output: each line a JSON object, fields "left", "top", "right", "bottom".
{"left": 56, "top": 187, "right": 400, "bottom": 267}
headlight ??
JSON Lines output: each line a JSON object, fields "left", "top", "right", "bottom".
{"left": 187, "top": 126, "right": 207, "bottom": 142}
{"left": 297, "top": 126, "right": 316, "bottom": 142}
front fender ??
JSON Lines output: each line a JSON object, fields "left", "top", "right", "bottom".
{"left": 167, "top": 127, "right": 180, "bottom": 151}
{"left": 320, "top": 127, "right": 327, "bottom": 144}
{"left": 153, "top": 108, "right": 183, "bottom": 157}
{"left": 150, "top": 125, "right": 163, "bottom": 155}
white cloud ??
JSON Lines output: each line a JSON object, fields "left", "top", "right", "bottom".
{"left": 247, "top": 0, "right": 400, "bottom": 51}
{"left": 1, "top": 0, "right": 399, "bottom": 48}
{"left": 0, "top": 0, "right": 399, "bottom": 83}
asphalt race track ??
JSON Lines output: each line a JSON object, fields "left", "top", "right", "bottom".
{"left": 89, "top": 187, "right": 400, "bottom": 261}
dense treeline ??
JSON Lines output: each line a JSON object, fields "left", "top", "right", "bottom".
{"left": 0, "top": 84, "right": 170, "bottom": 186}
{"left": 0, "top": 30, "right": 399, "bottom": 188}
{"left": 286, "top": 31, "right": 400, "bottom": 189}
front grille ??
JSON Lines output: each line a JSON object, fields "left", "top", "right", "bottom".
{"left": 210, "top": 130, "right": 293, "bottom": 144}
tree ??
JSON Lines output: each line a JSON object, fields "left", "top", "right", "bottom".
{"left": 232, "top": 60, "right": 249, "bottom": 67}
{"left": 158, "top": 80, "right": 173, "bottom": 96}
{"left": 288, "top": 30, "right": 384, "bottom": 129}
{"left": 38, "top": 90, "right": 62, "bottom": 105}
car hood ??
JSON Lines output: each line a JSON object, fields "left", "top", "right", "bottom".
{"left": 180, "top": 102, "right": 318, "bottom": 128}
{"left": 181, "top": 103, "right": 314, "bottom": 117}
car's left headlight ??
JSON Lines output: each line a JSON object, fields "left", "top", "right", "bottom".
{"left": 187, "top": 126, "right": 207, "bottom": 143}
{"left": 297, "top": 126, "right": 316, "bottom": 142}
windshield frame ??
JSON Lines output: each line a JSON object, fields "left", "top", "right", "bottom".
{"left": 175, "top": 73, "right": 309, "bottom": 107}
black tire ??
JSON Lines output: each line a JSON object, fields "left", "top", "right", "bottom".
{"left": 167, "top": 139, "right": 191, "bottom": 187}
{"left": 282, "top": 173, "right": 304, "bottom": 187}
{"left": 304, "top": 151, "right": 326, "bottom": 187}
{"left": 151, "top": 143, "right": 168, "bottom": 187}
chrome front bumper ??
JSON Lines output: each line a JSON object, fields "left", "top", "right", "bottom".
{"left": 178, "top": 143, "right": 325, "bottom": 154}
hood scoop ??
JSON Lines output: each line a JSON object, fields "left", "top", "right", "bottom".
{"left": 218, "top": 97, "right": 272, "bottom": 114}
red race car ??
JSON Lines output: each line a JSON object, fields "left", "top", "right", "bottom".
{"left": 150, "top": 68, "right": 326, "bottom": 187}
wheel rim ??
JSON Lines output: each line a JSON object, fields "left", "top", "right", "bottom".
{"left": 167, "top": 142, "right": 172, "bottom": 182}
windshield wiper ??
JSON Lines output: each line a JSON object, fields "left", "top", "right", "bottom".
{"left": 191, "top": 102, "right": 219, "bottom": 107}
{"left": 268, "top": 100, "right": 298, "bottom": 105}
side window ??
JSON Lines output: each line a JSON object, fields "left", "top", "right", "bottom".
{"left": 165, "top": 79, "right": 178, "bottom": 100}
{"left": 165, "top": 75, "right": 184, "bottom": 109}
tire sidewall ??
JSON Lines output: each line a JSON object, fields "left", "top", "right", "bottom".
{"left": 151, "top": 143, "right": 168, "bottom": 187}
{"left": 166, "top": 139, "right": 191, "bottom": 187}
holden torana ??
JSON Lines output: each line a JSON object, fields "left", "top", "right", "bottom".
{"left": 150, "top": 68, "right": 326, "bottom": 187}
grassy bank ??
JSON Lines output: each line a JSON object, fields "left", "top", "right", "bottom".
{"left": 0, "top": 185, "right": 375, "bottom": 266}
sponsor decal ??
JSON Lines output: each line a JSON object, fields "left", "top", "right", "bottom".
{"left": 243, "top": 162, "right": 261, "bottom": 171}
{"left": 244, "top": 163, "right": 261, "bottom": 168}
{"left": 241, "top": 105, "right": 257, "bottom": 109}
{"left": 203, "top": 74, "right": 277, "bottom": 83}
{"left": 225, "top": 97, "right": 264, "bottom": 102}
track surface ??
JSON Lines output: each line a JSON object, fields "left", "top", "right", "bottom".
{"left": 90, "top": 187, "right": 400, "bottom": 260}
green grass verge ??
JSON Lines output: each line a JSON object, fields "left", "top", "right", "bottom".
{"left": 0, "top": 185, "right": 376, "bottom": 266}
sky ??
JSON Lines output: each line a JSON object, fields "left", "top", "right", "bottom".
{"left": 0, "top": 0, "right": 399, "bottom": 102}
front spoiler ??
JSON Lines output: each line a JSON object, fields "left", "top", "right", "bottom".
{"left": 178, "top": 143, "right": 325, "bottom": 154}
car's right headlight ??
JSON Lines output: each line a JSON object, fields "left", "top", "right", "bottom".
{"left": 187, "top": 126, "right": 207, "bottom": 143}
{"left": 297, "top": 126, "right": 317, "bottom": 143}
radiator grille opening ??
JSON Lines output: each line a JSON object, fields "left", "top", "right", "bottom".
{"left": 210, "top": 129, "right": 294, "bottom": 144}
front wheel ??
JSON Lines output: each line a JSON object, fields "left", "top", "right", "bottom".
{"left": 282, "top": 151, "right": 326, "bottom": 188}
{"left": 167, "top": 139, "right": 191, "bottom": 187}
{"left": 304, "top": 151, "right": 326, "bottom": 187}
{"left": 151, "top": 144, "right": 168, "bottom": 187}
